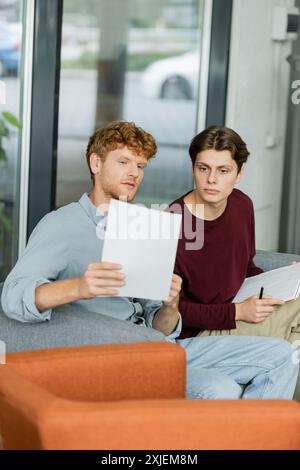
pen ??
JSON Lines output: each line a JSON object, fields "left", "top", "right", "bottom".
{"left": 259, "top": 286, "right": 264, "bottom": 299}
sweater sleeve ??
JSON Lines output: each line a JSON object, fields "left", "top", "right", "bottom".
{"left": 246, "top": 203, "right": 264, "bottom": 278}
{"left": 179, "top": 295, "right": 236, "bottom": 330}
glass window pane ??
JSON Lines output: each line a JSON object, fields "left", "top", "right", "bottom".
{"left": 0, "top": 0, "right": 23, "bottom": 281}
{"left": 57, "top": 0, "right": 204, "bottom": 207}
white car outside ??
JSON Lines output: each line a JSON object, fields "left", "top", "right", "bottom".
{"left": 141, "top": 50, "right": 200, "bottom": 100}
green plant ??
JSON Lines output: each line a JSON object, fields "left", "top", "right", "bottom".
{"left": 0, "top": 111, "right": 21, "bottom": 161}
{"left": 0, "top": 111, "right": 22, "bottom": 245}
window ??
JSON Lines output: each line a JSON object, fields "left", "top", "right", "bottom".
{"left": 0, "top": 0, "right": 23, "bottom": 281}
{"left": 56, "top": 0, "right": 205, "bottom": 207}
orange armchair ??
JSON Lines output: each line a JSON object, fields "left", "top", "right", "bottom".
{"left": 0, "top": 341, "right": 300, "bottom": 450}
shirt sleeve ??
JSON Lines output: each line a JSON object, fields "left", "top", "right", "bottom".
{"left": 133, "top": 297, "right": 182, "bottom": 340}
{"left": 179, "top": 295, "right": 236, "bottom": 330}
{"left": 1, "top": 212, "right": 68, "bottom": 323}
{"left": 246, "top": 203, "right": 264, "bottom": 278}
{"left": 165, "top": 313, "right": 182, "bottom": 342}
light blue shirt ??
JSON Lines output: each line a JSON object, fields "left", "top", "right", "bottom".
{"left": 1, "top": 193, "right": 181, "bottom": 339}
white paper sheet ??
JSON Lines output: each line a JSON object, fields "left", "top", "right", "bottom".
{"left": 233, "top": 262, "right": 300, "bottom": 303}
{"left": 101, "top": 199, "right": 182, "bottom": 300}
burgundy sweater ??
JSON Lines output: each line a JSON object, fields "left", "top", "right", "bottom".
{"left": 169, "top": 189, "right": 263, "bottom": 339}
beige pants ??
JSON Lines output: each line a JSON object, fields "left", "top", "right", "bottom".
{"left": 198, "top": 296, "right": 300, "bottom": 400}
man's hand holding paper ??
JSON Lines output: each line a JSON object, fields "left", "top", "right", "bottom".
{"left": 77, "top": 261, "right": 125, "bottom": 299}
{"left": 163, "top": 274, "right": 182, "bottom": 308}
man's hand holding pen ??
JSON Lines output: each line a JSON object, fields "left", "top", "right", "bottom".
{"left": 235, "top": 287, "right": 285, "bottom": 323}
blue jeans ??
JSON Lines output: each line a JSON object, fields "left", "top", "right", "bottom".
{"left": 177, "top": 336, "right": 299, "bottom": 399}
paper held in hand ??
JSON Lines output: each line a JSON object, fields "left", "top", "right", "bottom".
{"left": 101, "top": 199, "right": 182, "bottom": 300}
{"left": 233, "top": 262, "right": 300, "bottom": 303}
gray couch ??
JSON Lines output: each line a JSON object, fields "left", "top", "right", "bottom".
{"left": 0, "top": 249, "right": 300, "bottom": 352}
{"left": 0, "top": 294, "right": 165, "bottom": 353}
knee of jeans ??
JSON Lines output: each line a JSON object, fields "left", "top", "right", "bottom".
{"left": 206, "top": 379, "right": 242, "bottom": 399}
{"left": 272, "top": 338, "right": 298, "bottom": 366}
{"left": 186, "top": 372, "right": 242, "bottom": 400}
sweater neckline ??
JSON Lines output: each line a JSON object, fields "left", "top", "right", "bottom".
{"left": 178, "top": 190, "right": 231, "bottom": 227}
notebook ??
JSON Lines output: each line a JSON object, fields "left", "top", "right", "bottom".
{"left": 233, "top": 262, "right": 300, "bottom": 303}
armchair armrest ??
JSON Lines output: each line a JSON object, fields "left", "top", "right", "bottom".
{"left": 2, "top": 373, "right": 300, "bottom": 450}
{"left": 4, "top": 342, "right": 186, "bottom": 402}
{"left": 1, "top": 343, "right": 300, "bottom": 450}
{"left": 44, "top": 399, "right": 300, "bottom": 450}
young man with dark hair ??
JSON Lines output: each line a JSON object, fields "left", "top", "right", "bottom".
{"left": 169, "top": 125, "right": 300, "bottom": 396}
{"left": 2, "top": 122, "right": 298, "bottom": 400}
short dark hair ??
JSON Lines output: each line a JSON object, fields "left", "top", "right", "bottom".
{"left": 86, "top": 121, "right": 157, "bottom": 183}
{"left": 189, "top": 126, "right": 249, "bottom": 172}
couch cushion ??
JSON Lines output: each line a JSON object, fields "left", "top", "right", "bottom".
{"left": 254, "top": 250, "right": 300, "bottom": 272}
{"left": 0, "top": 283, "right": 164, "bottom": 352}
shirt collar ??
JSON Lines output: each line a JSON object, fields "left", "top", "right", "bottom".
{"left": 78, "top": 192, "right": 106, "bottom": 225}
